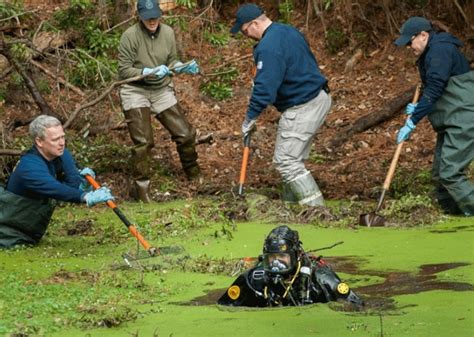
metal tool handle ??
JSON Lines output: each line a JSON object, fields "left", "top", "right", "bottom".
{"left": 84, "top": 175, "right": 157, "bottom": 255}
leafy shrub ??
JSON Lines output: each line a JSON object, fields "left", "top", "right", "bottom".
{"left": 0, "top": 2, "right": 22, "bottom": 18}
{"left": 84, "top": 23, "right": 121, "bottom": 57}
{"left": 278, "top": 0, "right": 294, "bottom": 24}
{"left": 201, "top": 81, "right": 232, "bottom": 100}
{"left": 10, "top": 42, "right": 31, "bottom": 62}
{"left": 384, "top": 193, "right": 434, "bottom": 214}
{"left": 391, "top": 168, "right": 433, "bottom": 199}
{"left": 36, "top": 77, "right": 52, "bottom": 95}
{"left": 68, "top": 135, "right": 130, "bottom": 173}
{"left": 308, "top": 149, "right": 327, "bottom": 164}
{"left": 163, "top": 15, "right": 189, "bottom": 31}
{"left": 204, "top": 30, "right": 229, "bottom": 47}
{"left": 51, "top": 1, "right": 120, "bottom": 88}
{"left": 176, "top": 0, "right": 196, "bottom": 9}
{"left": 381, "top": 193, "right": 438, "bottom": 226}
{"left": 326, "top": 27, "right": 347, "bottom": 54}
{"left": 200, "top": 66, "right": 237, "bottom": 101}
{"left": 53, "top": 0, "right": 95, "bottom": 30}
{"left": 66, "top": 49, "right": 118, "bottom": 88}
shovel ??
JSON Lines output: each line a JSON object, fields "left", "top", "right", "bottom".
{"left": 359, "top": 84, "right": 421, "bottom": 227}
{"left": 237, "top": 130, "right": 253, "bottom": 196}
{"left": 85, "top": 175, "right": 158, "bottom": 256}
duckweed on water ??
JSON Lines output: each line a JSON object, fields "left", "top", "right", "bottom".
{"left": 0, "top": 197, "right": 472, "bottom": 336}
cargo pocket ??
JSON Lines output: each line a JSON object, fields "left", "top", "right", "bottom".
{"left": 274, "top": 130, "right": 312, "bottom": 163}
{"left": 278, "top": 109, "right": 297, "bottom": 131}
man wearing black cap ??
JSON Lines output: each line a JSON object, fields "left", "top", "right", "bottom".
{"left": 118, "top": 0, "right": 201, "bottom": 202}
{"left": 230, "top": 4, "right": 331, "bottom": 207}
{"left": 394, "top": 16, "right": 473, "bottom": 216}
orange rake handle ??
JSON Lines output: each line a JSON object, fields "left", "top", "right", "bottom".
{"left": 85, "top": 175, "right": 157, "bottom": 255}
{"left": 238, "top": 133, "right": 252, "bottom": 195}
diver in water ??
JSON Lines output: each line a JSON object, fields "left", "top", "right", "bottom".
{"left": 218, "top": 225, "right": 363, "bottom": 307}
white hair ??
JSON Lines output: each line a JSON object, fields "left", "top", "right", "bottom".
{"left": 29, "top": 115, "right": 62, "bottom": 140}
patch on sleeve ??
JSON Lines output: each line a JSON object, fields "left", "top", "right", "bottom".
{"left": 257, "top": 61, "right": 263, "bottom": 70}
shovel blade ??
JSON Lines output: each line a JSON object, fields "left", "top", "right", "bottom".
{"left": 359, "top": 213, "right": 385, "bottom": 227}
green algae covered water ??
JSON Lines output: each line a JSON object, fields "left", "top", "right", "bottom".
{"left": 0, "top": 200, "right": 472, "bottom": 337}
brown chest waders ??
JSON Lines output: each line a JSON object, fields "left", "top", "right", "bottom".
{"left": 156, "top": 104, "right": 200, "bottom": 179}
{"left": 124, "top": 107, "right": 154, "bottom": 202}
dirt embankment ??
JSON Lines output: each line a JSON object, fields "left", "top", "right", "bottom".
{"left": 1, "top": 1, "right": 472, "bottom": 202}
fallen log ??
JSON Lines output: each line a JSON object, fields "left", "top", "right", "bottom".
{"left": 329, "top": 84, "right": 417, "bottom": 149}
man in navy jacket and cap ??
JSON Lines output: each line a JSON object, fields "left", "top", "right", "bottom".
{"left": 394, "top": 17, "right": 473, "bottom": 216}
{"left": 230, "top": 4, "right": 331, "bottom": 206}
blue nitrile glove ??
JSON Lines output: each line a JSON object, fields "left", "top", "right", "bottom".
{"left": 405, "top": 103, "right": 418, "bottom": 115}
{"left": 397, "top": 118, "right": 416, "bottom": 144}
{"left": 241, "top": 117, "right": 256, "bottom": 136}
{"left": 142, "top": 65, "right": 171, "bottom": 79}
{"left": 173, "top": 60, "right": 200, "bottom": 75}
{"left": 79, "top": 167, "right": 95, "bottom": 193}
{"left": 83, "top": 187, "right": 114, "bottom": 207}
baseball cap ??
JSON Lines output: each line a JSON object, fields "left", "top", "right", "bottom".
{"left": 394, "top": 17, "right": 432, "bottom": 46}
{"left": 230, "top": 4, "right": 264, "bottom": 34}
{"left": 137, "top": 0, "right": 162, "bottom": 20}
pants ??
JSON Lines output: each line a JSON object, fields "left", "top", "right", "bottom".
{"left": 0, "top": 186, "right": 55, "bottom": 248}
{"left": 273, "top": 89, "right": 332, "bottom": 182}
{"left": 428, "top": 71, "right": 474, "bottom": 216}
{"left": 120, "top": 84, "right": 198, "bottom": 178}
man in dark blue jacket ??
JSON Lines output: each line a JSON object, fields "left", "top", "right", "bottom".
{"left": 0, "top": 115, "right": 114, "bottom": 248}
{"left": 230, "top": 4, "right": 331, "bottom": 206}
{"left": 395, "top": 17, "right": 473, "bottom": 216}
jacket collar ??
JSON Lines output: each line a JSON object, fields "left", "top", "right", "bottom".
{"left": 139, "top": 21, "right": 161, "bottom": 38}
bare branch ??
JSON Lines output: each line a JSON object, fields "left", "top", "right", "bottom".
{"left": 104, "top": 16, "right": 136, "bottom": 34}
{"left": 192, "top": 0, "right": 214, "bottom": 23}
{"left": 0, "top": 10, "right": 38, "bottom": 23}
{"left": 0, "top": 66, "right": 13, "bottom": 80}
{"left": 1, "top": 34, "right": 57, "bottom": 118}
{"left": 0, "top": 149, "right": 22, "bottom": 156}
{"left": 453, "top": 0, "right": 472, "bottom": 29}
{"left": 30, "top": 59, "right": 86, "bottom": 97}
{"left": 63, "top": 61, "right": 194, "bottom": 129}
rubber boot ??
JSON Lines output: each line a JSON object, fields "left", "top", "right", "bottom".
{"left": 134, "top": 179, "right": 152, "bottom": 203}
{"left": 156, "top": 104, "right": 200, "bottom": 179}
{"left": 124, "top": 108, "right": 154, "bottom": 201}
{"left": 437, "top": 184, "right": 463, "bottom": 215}
{"left": 287, "top": 172, "right": 324, "bottom": 206}
{"left": 281, "top": 182, "right": 298, "bottom": 204}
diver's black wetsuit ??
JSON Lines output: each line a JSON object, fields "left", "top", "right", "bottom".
{"left": 218, "top": 256, "right": 363, "bottom": 307}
